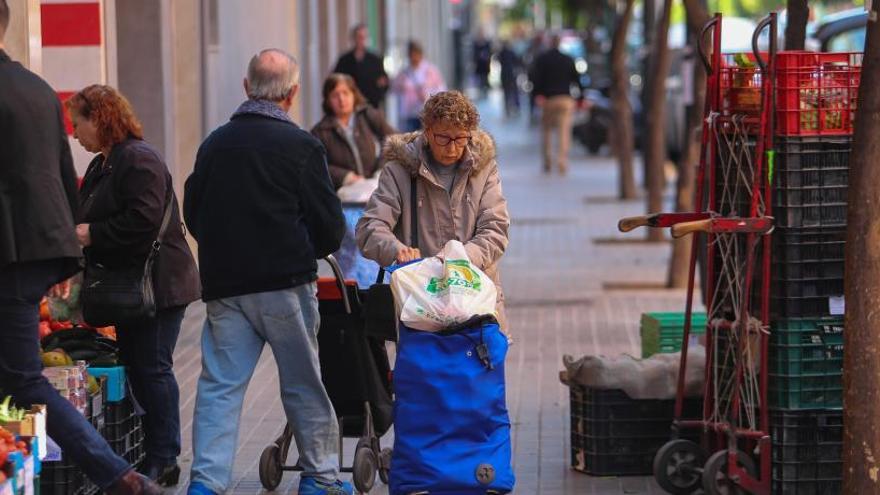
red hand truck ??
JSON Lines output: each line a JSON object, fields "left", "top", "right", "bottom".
{"left": 617, "top": 13, "right": 778, "bottom": 495}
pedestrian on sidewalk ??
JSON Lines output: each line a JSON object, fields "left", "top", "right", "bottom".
{"left": 471, "top": 30, "right": 493, "bottom": 99}
{"left": 333, "top": 23, "right": 389, "bottom": 110}
{"left": 531, "top": 33, "right": 585, "bottom": 175}
{"left": 392, "top": 40, "right": 446, "bottom": 133}
{"left": 356, "top": 90, "right": 510, "bottom": 330}
{"left": 0, "top": 3, "right": 161, "bottom": 494}
{"left": 66, "top": 84, "right": 201, "bottom": 487}
{"left": 311, "top": 73, "right": 396, "bottom": 190}
{"left": 183, "top": 49, "right": 349, "bottom": 495}
{"left": 497, "top": 40, "right": 523, "bottom": 118}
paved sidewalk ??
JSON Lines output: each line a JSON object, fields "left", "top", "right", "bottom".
{"left": 169, "top": 93, "right": 694, "bottom": 494}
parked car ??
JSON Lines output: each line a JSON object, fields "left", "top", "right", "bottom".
{"left": 808, "top": 7, "right": 868, "bottom": 52}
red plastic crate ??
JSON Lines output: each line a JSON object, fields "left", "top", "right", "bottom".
{"left": 719, "top": 53, "right": 766, "bottom": 118}
{"left": 775, "top": 51, "right": 862, "bottom": 136}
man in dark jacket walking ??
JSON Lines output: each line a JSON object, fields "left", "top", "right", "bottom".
{"left": 531, "top": 34, "right": 585, "bottom": 175}
{"left": 183, "top": 48, "right": 349, "bottom": 495}
{"left": 333, "top": 23, "right": 389, "bottom": 109}
{"left": 0, "top": 2, "right": 159, "bottom": 494}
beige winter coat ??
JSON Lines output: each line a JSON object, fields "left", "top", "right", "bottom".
{"left": 355, "top": 130, "right": 511, "bottom": 329}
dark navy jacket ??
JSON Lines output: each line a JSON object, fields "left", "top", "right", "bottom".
{"left": 184, "top": 105, "right": 345, "bottom": 301}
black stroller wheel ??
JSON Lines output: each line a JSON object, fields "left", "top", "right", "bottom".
{"left": 378, "top": 447, "right": 392, "bottom": 484}
{"left": 258, "top": 444, "right": 284, "bottom": 490}
{"left": 353, "top": 445, "right": 377, "bottom": 493}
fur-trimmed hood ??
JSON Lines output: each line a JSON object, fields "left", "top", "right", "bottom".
{"left": 382, "top": 129, "right": 497, "bottom": 175}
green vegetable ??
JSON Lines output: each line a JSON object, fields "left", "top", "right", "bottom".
{"left": 733, "top": 53, "right": 755, "bottom": 69}
{"left": 0, "top": 396, "right": 27, "bottom": 423}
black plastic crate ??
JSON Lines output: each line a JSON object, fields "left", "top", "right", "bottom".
{"left": 40, "top": 461, "right": 84, "bottom": 495}
{"left": 771, "top": 409, "right": 843, "bottom": 495}
{"left": 767, "top": 227, "right": 846, "bottom": 318}
{"left": 771, "top": 135, "right": 851, "bottom": 229}
{"left": 772, "top": 478, "right": 841, "bottom": 495}
{"left": 569, "top": 385, "right": 702, "bottom": 476}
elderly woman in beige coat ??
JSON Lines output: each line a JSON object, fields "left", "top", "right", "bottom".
{"left": 355, "top": 90, "right": 510, "bottom": 330}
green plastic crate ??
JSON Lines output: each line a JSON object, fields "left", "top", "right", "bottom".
{"left": 768, "top": 318, "right": 844, "bottom": 409}
{"left": 640, "top": 312, "right": 708, "bottom": 358}
{"left": 769, "top": 373, "right": 843, "bottom": 409}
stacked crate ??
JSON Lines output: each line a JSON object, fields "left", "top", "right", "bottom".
{"left": 766, "top": 51, "right": 859, "bottom": 495}
{"left": 568, "top": 386, "right": 703, "bottom": 476}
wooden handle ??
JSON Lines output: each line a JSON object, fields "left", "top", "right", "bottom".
{"left": 618, "top": 216, "right": 650, "bottom": 233}
{"left": 671, "top": 219, "right": 713, "bottom": 238}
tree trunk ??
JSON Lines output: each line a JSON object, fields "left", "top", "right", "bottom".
{"left": 644, "top": 0, "right": 673, "bottom": 242}
{"left": 843, "top": 2, "right": 880, "bottom": 492}
{"left": 610, "top": 0, "right": 638, "bottom": 200}
{"left": 784, "top": 0, "right": 809, "bottom": 50}
{"left": 641, "top": 0, "right": 657, "bottom": 187}
{"left": 667, "top": 0, "right": 709, "bottom": 287}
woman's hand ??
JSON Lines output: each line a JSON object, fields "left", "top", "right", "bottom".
{"left": 49, "top": 279, "right": 72, "bottom": 299}
{"left": 396, "top": 246, "right": 421, "bottom": 263}
{"left": 342, "top": 172, "right": 364, "bottom": 186}
{"left": 75, "top": 223, "right": 92, "bottom": 247}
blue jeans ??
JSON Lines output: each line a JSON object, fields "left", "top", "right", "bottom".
{"left": 0, "top": 260, "right": 131, "bottom": 489}
{"left": 189, "top": 283, "right": 340, "bottom": 492}
{"left": 116, "top": 306, "right": 186, "bottom": 467}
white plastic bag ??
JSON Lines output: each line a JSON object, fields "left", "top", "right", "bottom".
{"left": 390, "top": 240, "right": 497, "bottom": 332}
{"left": 337, "top": 177, "right": 379, "bottom": 204}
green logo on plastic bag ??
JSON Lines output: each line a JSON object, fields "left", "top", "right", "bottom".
{"left": 426, "top": 259, "right": 482, "bottom": 294}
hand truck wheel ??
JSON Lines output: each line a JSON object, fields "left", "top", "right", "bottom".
{"left": 701, "top": 449, "right": 758, "bottom": 495}
{"left": 258, "top": 444, "right": 284, "bottom": 490}
{"left": 353, "top": 445, "right": 377, "bottom": 493}
{"left": 378, "top": 447, "right": 392, "bottom": 484}
{"left": 653, "top": 439, "right": 706, "bottom": 494}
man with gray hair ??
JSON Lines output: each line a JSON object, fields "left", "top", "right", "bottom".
{"left": 183, "top": 48, "right": 349, "bottom": 495}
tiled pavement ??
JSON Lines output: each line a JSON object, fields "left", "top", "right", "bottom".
{"left": 168, "top": 93, "right": 698, "bottom": 495}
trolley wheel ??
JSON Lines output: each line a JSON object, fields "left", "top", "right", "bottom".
{"left": 378, "top": 447, "right": 392, "bottom": 484}
{"left": 701, "top": 449, "right": 758, "bottom": 495}
{"left": 653, "top": 439, "right": 706, "bottom": 494}
{"left": 258, "top": 444, "right": 284, "bottom": 490}
{"left": 352, "top": 445, "right": 377, "bottom": 493}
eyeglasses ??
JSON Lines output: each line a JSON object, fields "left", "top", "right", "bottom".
{"left": 431, "top": 133, "right": 472, "bottom": 147}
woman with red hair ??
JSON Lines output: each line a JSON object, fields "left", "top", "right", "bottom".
{"left": 65, "top": 85, "right": 200, "bottom": 486}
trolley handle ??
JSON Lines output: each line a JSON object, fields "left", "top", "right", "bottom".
{"left": 752, "top": 13, "right": 776, "bottom": 72}
{"left": 322, "top": 254, "right": 352, "bottom": 315}
{"left": 697, "top": 15, "right": 720, "bottom": 75}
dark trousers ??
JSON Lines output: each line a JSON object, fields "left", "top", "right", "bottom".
{"left": 116, "top": 306, "right": 186, "bottom": 466}
{"left": 0, "top": 260, "right": 130, "bottom": 488}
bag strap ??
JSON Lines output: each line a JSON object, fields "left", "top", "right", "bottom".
{"left": 410, "top": 174, "right": 419, "bottom": 249}
{"left": 150, "top": 191, "right": 175, "bottom": 255}
{"left": 373, "top": 175, "right": 419, "bottom": 286}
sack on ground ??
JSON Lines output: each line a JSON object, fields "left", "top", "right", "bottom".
{"left": 390, "top": 240, "right": 497, "bottom": 332}
{"left": 561, "top": 346, "right": 706, "bottom": 400}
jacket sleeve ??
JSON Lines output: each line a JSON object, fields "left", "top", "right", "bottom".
{"left": 89, "top": 148, "right": 167, "bottom": 250}
{"left": 355, "top": 168, "right": 407, "bottom": 268}
{"left": 463, "top": 162, "right": 510, "bottom": 270}
{"left": 310, "top": 128, "right": 352, "bottom": 188}
{"left": 299, "top": 146, "right": 345, "bottom": 258}
{"left": 364, "top": 107, "right": 397, "bottom": 137}
{"left": 530, "top": 57, "right": 545, "bottom": 96}
{"left": 183, "top": 141, "right": 209, "bottom": 241}
{"left": 57, "top": 104, "right": 79, "bottom": 219}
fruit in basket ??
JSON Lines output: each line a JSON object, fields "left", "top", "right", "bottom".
{"left": 39, "top": 298, "right": 51, "bottom": 321}
{"left": 733, "top": 53, "right": 755, "bottom": 68}
{"left": 38, "top": 321, "right": 52, "bottom": 339}
{"left": 41, "top": 349, "right": 74, "bottom": 367}
{"left": 87, "top": 375, "right": 100, "bottom": 395}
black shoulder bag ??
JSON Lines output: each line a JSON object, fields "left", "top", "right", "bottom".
{"left": 362, "top": 175, "right": 418, "bottom": 341}
{"left": 81, "top": 195, "right": 174, "bottom": 326}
